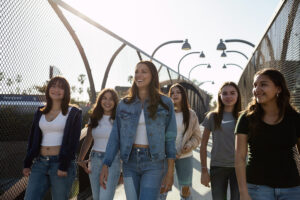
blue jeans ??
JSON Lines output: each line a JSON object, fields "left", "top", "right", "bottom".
{"left": 210, "top": 166, "right": 239, "bottom": 200}
{"left": 88, "top": 151, "right": 121, "bottom": 200}
{"left": 123, "top": 147, "right": 165, "bottom": 200}
{"left": 247, "top": 183, "right": 300, "bottom": 200}
{"left": 24, "top": 155, "right": 76, "bottom": 200}
{"left": 158, "top": 156, "right": 193, "bottom": 200}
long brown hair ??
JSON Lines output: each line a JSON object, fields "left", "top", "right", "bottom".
{"left": 88, "top": 88, "right": 119, "bottom": 129}
{"left": 40, "top": 76, "right": 70, "bottom": 115}
{"left": 246, "top": 68, "right": 297, "bottom": 135}
{"left": 125, "top": 61, "right": 168, "bottom": 119}
{"left": 168, "top": 83, "right": 190, "bottom": 135}
{"left": 211, "top": 82, "right": 241, "bottom": 130}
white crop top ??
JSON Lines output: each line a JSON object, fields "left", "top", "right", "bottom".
{"left": 92, "top": 115, "right": 113, "bottom": 152}
{"left": 39, "top": 108, "right": 70, "bottom": 146}
{"left": 134, "top": 110, "right": 149, "bottom": 145}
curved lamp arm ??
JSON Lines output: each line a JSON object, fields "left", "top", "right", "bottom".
{"left": 177, "top": 51, "right": 200, "bottom": 75}
{"left": 188, "top": 64, "right": 209, "bottom": 79}
{"left": 151, "top": 40, "right": 184, "bottom": 58}
{"left": 226, "top": 63, "right": 243, "bottom": 70}
{"left": 225, "top": 39, "right": 255, "bottom": 48}
{"left": 226, "top": 50, "right": 248, "bottom": 60}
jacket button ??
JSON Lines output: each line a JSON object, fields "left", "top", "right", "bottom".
{"left": 149, "top": 133, "right": 153, "bottom": 136}
{"left": 152, "top": 145, "right": 156, "bottom": 148}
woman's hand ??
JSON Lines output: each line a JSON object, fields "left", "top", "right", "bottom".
{"left": 57, "top": 169, "right": 68, "bottom": 177}
{"left": 160, "top": 172, "right": 174, "bottom": 193}
{"left": 23, "top": 168, "right": 31, "bottom": 177}
{"left": 77, "top": 160, "right": 91, "bottom": 174}
{"left": 100, "top": 165, "right": 109, "bottom": 189}
{"left": 200, "top": 170, "right": 210, "bottom": 187}
{"left": 240, "top": 192, "right": 252, "bottom": 200}
{"left": 181, "top": 144, "right": 191, "bottom": 154}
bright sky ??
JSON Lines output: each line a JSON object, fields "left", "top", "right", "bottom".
{"left": 63, "top": 0, "right": 281, "bottom": 100}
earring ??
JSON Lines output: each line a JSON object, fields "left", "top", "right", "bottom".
{"left": 276, "top": 93, "right": 279, "bottom": 98}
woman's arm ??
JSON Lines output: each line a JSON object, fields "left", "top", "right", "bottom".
{"left": 77, "top": 126, "right": 93, "bottom": 173}
{"left": 182, "top": 111, "right": 201, "bottom": 153}
{"left": 200, "top": 127, "right": 211, "bottom": 187}
{"left": 297, "top": 138, "right": 300, "bottom": 155}
{"left": 235, "top": 134, "right": 251, "bottom": 199}
{"left": 161, "top": 159, "right": 175, "bottom": 193}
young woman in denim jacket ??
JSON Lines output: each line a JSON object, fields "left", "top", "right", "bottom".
{"left": 159, "top": 83, "right": 201, "bottom": 200}
{"left": 235, "top": 68, "right": 300, "bottom": 200}
{"left": 23, "top": 76, "right": 82, "bottom": 200}
{"left": 200, "top": 82, "right": 241, "bottom": 200}
{"left": 100, "top": 61, "right": 177, "bottom": 200}
{"left": 77, "top": 88, "right": 121, "bottom": 200}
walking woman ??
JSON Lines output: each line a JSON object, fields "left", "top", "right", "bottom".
{"left": 77, "top": 88, "right": 121, "bottom": 200}
{"left": 235, "top": 68, "right": 300, "bottom": 200}
{"left": 23, "top": 76, "right": 82, "bottom": 200}
{"left": 160, "top": 83, "right": 201, "bottom": 200}
{"left": 100, "top": 61, "right": 177, "bottom": 200}
{"left": 200, "top": 82, "right": 241, "bottom": 200}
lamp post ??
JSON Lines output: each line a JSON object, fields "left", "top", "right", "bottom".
{"left": 177, "top": 51, "right": 205, "bottom": 75}
{"left": 221, "top": 50, "right": 248, "bottom": 60}
{"left": 198, "top": 80, "right": 214, "bottom": 87}
{"left": 188, "top": 63, "right": 211, "bottom": 79}
{"left": 151, "top": 39, "right": 191, "bottom": 58}
{"left": 223, "top": 63, "right": 243, "bottom": 70}
{"left": 217, "top": 39, "right": 255, "bottom": 51}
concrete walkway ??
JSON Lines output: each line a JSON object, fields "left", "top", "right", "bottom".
{"left": 114, "top": 126, "right": 215, "bottom": 200}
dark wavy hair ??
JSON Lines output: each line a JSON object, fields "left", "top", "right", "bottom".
{"left": 88, "top": 88, "right": 119, "bottom": 129}
{"left": 125, "top": 61, "right": 168, "bottom": 119}
{"left": 40, "top": 76, "right": 70, "bottom": 115}
{"left": 168, "top": 83, "right": 190, "bottom": 135}
{"left": 209, "top": 82, "right": 241, "bottom": 130}
{"left": 245, "top": 68, "right": 297, "bottom": 134}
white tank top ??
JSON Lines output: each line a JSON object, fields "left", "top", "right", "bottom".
{"left": 92, "top": 115, "right": 113, "bottom": 152}
{"left": 39, "top": 108, "right": 70, "bottom": 146}
{"left": 134, "top": 110, "right": 149, "bottom": 145}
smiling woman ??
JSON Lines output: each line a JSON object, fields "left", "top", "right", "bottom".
{"left": 200, "top": 82, "right": 241, "bottom": 200}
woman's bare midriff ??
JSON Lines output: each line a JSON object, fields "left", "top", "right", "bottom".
{"left": 40, "top": 146, "right": 61, "bottom": 156}
{"left": 133, "top": 144, "right": 149, "bottom": 148}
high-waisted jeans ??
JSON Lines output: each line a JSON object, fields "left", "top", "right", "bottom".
{"left": 123, "top": 147, "right": 165, "bottom": 200}
{"left": 88, "top": 151, "right": 121, "bottom": 200}
{"left": 24, "top": 155, "right": 76, "bottom": 200}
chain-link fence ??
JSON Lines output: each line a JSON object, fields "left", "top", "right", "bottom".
{"left": 0, "top": 0, "right": 210, "bottom": 199}
{"left": 238, "top": 0, "right": 300, "bottom": 110}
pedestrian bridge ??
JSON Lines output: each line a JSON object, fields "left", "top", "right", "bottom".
{"left": 0, "top": 0, "right": 299, "bottom": 199}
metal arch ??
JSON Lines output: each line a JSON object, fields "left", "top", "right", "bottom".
{"left": 101, "top": 43, "right": 126, "bottom": 90}
{"left": 265, "top": 35, "right": 275, "bottom": 63}
{"left": 188, "top": 64, "right": 209, "bottom": 79}
{"left": 48, "top": 0, "right": 96, "bottom": 103}
{"left": 137, "top": 51, "right": 143, "bottom": 61}
{"left": 177, "top": 51, "right": 201, "bottom": 75}
{"left": 225, "top": 39, "right": 255, "bottom": 48}
{"left": 226, "top": 50, "right": 248, "bottom": 60}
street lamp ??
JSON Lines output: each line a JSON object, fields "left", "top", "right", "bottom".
{"left": 177, "top": 51, "right": 205, "bottom": 75}
{"left": 151, "top": 39, "right": 191, "bottom": 58}
{"left": 188, "top": 63, "right": 211, "bottom": 79}
{"left": 217, "top": 39, "right": 255, "bottom": 51}
{"left": 221, "top": 50, "right": 248, "bottom": 60}
{"left": 198, "top": 80, "right": 214, "bottom": 87}
{"left": 223, "top": 63, "right": 243, "bottom": 70}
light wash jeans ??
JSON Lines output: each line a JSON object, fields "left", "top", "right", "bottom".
{"left": 158, "top": 156, "right": 193, "bottom": 200}
{"left": 247, "top": 183, "right": 300, "bottom": 200}
{"left": 24, "top": 155, "right": 76, "bottom": 200}
{"left": 123, "top": 147, "right": 165, "bottom": 200}
{"left": 88, "top": 151, "right": 121, "bottom": 200}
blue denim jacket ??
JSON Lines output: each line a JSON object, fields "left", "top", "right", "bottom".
{"left": 103, "top": 95, "right": 177, "bottom": 167}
